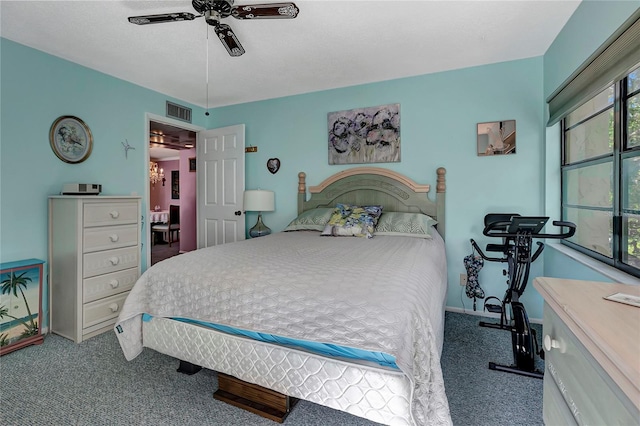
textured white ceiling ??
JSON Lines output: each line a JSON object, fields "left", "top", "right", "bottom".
{"left": 1, "top": 1, "right": 580, "bottom": 109}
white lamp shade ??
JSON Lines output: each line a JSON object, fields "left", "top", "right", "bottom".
{"left": 243, "top": 190, "right": 275, "bottom": 212}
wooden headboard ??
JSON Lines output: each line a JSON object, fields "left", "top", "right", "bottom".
{"left": 297, "top": 167, "right": 446, "bottom": 238}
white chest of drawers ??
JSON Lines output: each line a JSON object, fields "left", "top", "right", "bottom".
{"left": 534, "top": 277, "right": 640, "bottom": 425}
{"left": 49, "top": 196, "right": 141, "bottom": 343}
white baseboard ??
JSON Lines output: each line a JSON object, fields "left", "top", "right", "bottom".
{"left": 445, "top": 305, "right": 542, "bottom": 324}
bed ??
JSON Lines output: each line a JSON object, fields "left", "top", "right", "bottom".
{"left": 115, "top": 167, "right": 450, "bottom": 425}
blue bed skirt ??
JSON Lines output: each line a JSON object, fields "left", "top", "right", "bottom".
{"left": 142, "top": 314, "right": 398, "bottom": 369}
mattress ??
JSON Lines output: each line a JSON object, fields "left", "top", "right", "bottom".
{"left": 144, "top": 314, "right": 399, "bottom": 368}
{"left": 143, "top": 315, "right": 413, "bottom": 424}
{"left": 116, "top": 231, "right": 451, "bottom": 425}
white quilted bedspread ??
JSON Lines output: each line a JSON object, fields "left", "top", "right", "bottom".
{"left": 115, "top": 232, "right": 451, "bottom": 425}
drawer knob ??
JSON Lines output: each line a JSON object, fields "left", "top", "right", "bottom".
{"left": 109, "top": 234, "right": 119, "bottom": 242}
{"left": 109, "top": 303, "right": 119, "bottom": 313}
{"left": 110, "top": 257, "right": 119, "bottom": 265}
{"left": 110, "top": 210, "right": 120, "bottom": 219}
{"left": 544, "top": 335, "right": 566, "bottom": 353}
{"left": 109, "top": 279, "right": 119, "bottom": 289}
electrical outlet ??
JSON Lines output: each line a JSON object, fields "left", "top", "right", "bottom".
{"left": 460, "top": 273, "right": 468, "bottom": 286}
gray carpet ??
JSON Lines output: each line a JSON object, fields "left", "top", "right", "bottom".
{"left": 151, "top": 241, "right": 181, "bottom": 265}
{"left": 0, "top": 312, "right": 543, "bottom": 425}
{"left": 442, "top": 312, "right": 544, "bottom": 426}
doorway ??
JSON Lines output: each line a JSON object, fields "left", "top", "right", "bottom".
{"left": 147, "top": 117, "right": 199, "bottom": 266}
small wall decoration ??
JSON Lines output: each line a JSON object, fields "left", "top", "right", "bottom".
{"left": 171, "top": 170, "right": 180, "bottom": 199}
{"left": 477, "top": 120, "right": 516, "bottom": 156}
{"left": 328, "top": 103, "right": 400, "bottom": 165}
{"left": 267, "top": 158, "right": 280, "bottom": 174}
{"left": 121, "top": 139, "right": 135, "bottom": 159}
{"left": 49, "top": 116, "right": 93, "bottom": 163}
{"left": 189, "top": 157, "right": 196, "bottom": 172}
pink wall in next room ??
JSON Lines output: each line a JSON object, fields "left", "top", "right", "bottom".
{"left": 150, "top": 159, "right": 179, "bottom": 210}
{"left": 149, "top": 153, "right": 196, "bottom": 253}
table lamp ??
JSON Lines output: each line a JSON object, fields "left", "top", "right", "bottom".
{"left": 243, "top": 189, "right": 275, "bottom": 238}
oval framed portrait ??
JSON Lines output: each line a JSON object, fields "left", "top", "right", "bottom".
{"left": 267, "top": 158, "right": 280, "bottom": 174}
{"left": 49, "top": 116, "right": 93, "bottom": 163}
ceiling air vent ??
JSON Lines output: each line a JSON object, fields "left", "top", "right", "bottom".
{"left": 166, "top": 101, "right": 192, "bottom": 123}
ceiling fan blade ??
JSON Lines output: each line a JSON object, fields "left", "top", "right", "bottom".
{"left": 214, "top": 24, "right": 246, "bottom": 57}
{"left": 128, "top": 12, "right": 198, "bottom": 25}
{"left": 231, "top": 3, "right": 299, "bottom": 19}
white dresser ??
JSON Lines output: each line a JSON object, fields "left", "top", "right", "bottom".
{"left": 534, "top": 277, "right": 640, "bottom": 425}
{"left": 49, "top": 196, "right": 141, "bottom": 343}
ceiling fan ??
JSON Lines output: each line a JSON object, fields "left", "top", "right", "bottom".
{"left": 128, "top": 0, "right": 299, "bottom": 57}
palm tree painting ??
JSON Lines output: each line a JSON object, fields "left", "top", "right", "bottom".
{"left": 0, "top": 264, "right": 41, "bottom": 351}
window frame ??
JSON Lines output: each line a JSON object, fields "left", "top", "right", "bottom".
{"left": 560, "top": 68, "right": 640, "bottom": 278}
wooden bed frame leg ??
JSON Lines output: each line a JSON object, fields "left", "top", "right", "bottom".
{"left": 213, "top": 373, "right": 298, "bottom": 423}
{"left": 176, "top": 360, "right": 202, "bottom": 375}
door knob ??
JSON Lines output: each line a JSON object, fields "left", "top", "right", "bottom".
{"left": 234, "top": 210, "right": 241, "bottom": 216}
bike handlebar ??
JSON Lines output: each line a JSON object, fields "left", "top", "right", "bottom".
{"left": 469, "top": 238, "right": 546, "bottom": 263}
{"left": 470, "top": 218, "right": 575, "bottom": 263}
{"left": 469, "top": 238, "right": 506, "bottom": 262}
{"left": 483, "top": 219, "right": 576, "bottom": 240}
{"left": 531, "top": 241, "right": 545, "bottom": 262}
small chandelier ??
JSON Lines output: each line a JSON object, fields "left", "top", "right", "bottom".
{"left": 149, "top": 161, "right": 164, "bottom": 185}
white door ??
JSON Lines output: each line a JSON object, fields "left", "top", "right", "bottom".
{"left": 197, "top": 124, "right": 245, "bottom": 248}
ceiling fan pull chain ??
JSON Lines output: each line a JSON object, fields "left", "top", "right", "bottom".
{"left": 205, "top": 25, "right": 210, "bottom": 116}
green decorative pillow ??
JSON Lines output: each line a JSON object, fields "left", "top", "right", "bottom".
{"left": 374, "top": 212, "right": 437, "bottom": 238}
{"left": 284, "top": 207, "right": 334, "bottom": 232}
{"left": 321, "top": 204, "right": 383, "bottom": 238}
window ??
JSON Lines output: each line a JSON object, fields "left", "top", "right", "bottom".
{"left": 561, "top": 65, "right": 640, "bottom": 276}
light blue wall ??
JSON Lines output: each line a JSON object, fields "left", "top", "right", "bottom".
{"left": 0, "top": 38, "right": 206, "bottom": 326}
{"left": 209, "top": 57, "right": 549, "bottom": 318}
{"left": 542, "top": 1, "right": 639, "bottom": 282}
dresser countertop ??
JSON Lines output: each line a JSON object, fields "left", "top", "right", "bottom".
{"left": 534, "top": 277, "right": 640, "bottom": 411}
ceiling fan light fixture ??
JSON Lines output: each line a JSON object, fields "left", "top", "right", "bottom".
{"left": 204, "top": 9, "right": 221, "bottom": 26}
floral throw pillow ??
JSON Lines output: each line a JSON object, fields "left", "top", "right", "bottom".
{"left": 321, "top": 203, "right": 383, "bottom": 238}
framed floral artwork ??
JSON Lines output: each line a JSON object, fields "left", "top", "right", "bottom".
{"left": 328, "top": 103, "right": 400, "bottom": 165}
{"left": 49, "top": 116, "right": 93, "bottom": 163}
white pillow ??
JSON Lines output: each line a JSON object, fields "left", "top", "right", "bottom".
{"left": 374, "top": 212, "right": 437, "bottom": 238}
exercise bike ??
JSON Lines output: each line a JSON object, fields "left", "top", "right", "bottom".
{"left": 470, "top": 214, "right": 575, "bottom": 379}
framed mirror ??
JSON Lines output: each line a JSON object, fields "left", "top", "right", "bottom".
{"left": 477, "top": 120, "right": 516, "bottom": 156}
